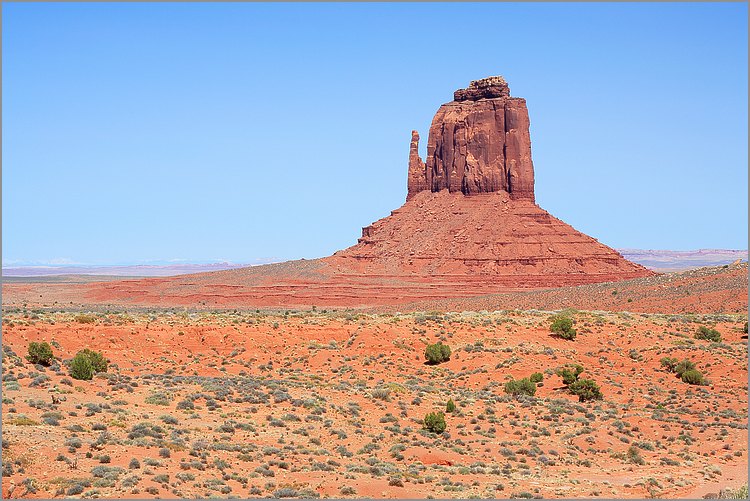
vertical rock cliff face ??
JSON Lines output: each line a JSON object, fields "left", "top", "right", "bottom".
{"left": 407, "top": 76, "right": 535, "bottom": 201}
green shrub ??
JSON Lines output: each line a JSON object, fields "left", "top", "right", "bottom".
{"left": 680, "top": 369, "right": 705, "bottom": 385}
{"left": 423, "top": 412, "right": 446, "bottom": 434}
{"left": 69, "top": 349, "right": 108, "bottom": 380}
{"left": 660, "top": 357, "right": 678, "bottom": 372}
{"left": 568, "top": 379, "right": 603, "bottom": 402}
{"left": 695, "top": 326, "right": 721, "bottom": 343}
{"left": 424, "top": 342, "right": 451, "bottom": 365}
{"left": 144, "top": 392, "right": 172, "bottom": 406}
{"left": 529, "top": 372, "right": 544, "bottom": 384}
{"left": 556, "top": 364, "right": 584, "bottom": 386}
{"left": 504, "top": 378, "right": 536, "bottom": 397}
{"left": 78, "top": 349, "right": 108, "bottom": 373}
{"left": 26, "top": 342, "right": 54, "bottom": 366}
{"left": 550, "top": 315, "right": 576, "bottom": 340}
{"left": 674, "top": 359, "right": 696, "bottom": 377}
{"left": 70, "top": 354, "right": 94, "bottom": 380}
{"left": 445, "top": 399, "right": 456, "bottom": 413}
{"left": 663, "top": 358, "right": 705, "bottom": 385}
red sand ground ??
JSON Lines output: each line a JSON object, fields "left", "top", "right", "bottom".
{"left": 1, "top": 309, "right": 747, "bottom": 498}
{"left": 2, "top": 262, "right": 745, "bottom": 314}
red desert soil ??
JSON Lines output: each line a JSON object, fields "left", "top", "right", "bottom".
{"left": 2, "top": 309, "right": 747, "bottom": 498}
{"left": 2, "top": 260, "right": 745, "bottom": 314}
{"left": 373, "top": 262, "right": 749, "bottom": 315}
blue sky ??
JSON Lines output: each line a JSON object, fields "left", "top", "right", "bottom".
{"left": 3, "top": 2, "right": 747, "bottom": 266}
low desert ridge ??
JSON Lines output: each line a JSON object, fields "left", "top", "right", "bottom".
{"left": 2, "top": 262, "right": 745, "bottom": 314}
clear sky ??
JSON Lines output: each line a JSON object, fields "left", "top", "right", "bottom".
{"left": 3, "top": 2, "right": 747, "bottom": 266}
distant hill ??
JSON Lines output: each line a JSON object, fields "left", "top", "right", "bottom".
{"left": 3, "top": 250, "right": 746, "bottom": 279}
{"left": 617, "top": 249, "right": 748, "bottom": 272}
{"left": 1, "top": 262, "right": 260, "bottom": 278}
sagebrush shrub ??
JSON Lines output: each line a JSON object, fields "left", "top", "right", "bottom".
{"left": 660, "top": 357, "right": 678, "bottom": 372}
{"left": 70, "top": 354, "right": 94, "bottom": 380}
{"left": 445, "top": 399, "right": 456, "bottom": 413}
{"left": 680, "top": 369, "right": 705, "bottom": 385}
{"left": 663, "top": 357, "right": 705, "bottom": 385}
{"left": 78, "top": 349, "right": 108, "bottom": 373}
{"left": 74, "top": 314, "right": 96, "bottom": 324}
{"left": 674, "top": 359, "right": 696, "bottom": 377}
{"left": 556, "top": 364, "right": 584, "bottom": 385}
{"left": 626, "top": 445, "right": 645, "bottom": 465}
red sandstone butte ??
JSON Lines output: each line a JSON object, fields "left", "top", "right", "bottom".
{"left": 331, "top": 76, "right": 652, "bottom": 287}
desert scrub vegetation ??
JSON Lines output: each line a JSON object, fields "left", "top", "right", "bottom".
{"left": 567, "top": 378, "right": 603, "bottom": 402}
{"left": 445, "top": 399, "right": 456, "bottom": 413}
{"left": 555, "top": 364, "right": 602, "bottom": 401}
{"left": 423, "top": 411, "right": 447, "bottom": 433}
{"left": 660, "top": 357, "right": 706, "bottom": 385}
{"left": 550, "top": 314, "right": 576, "bottom": 340}
{"left": 74, "top": 313, "right": 97, "bottom": 324}
{"left": 26, "top": 341, "right": 54, "bottom": 366}
{"left": 695, "top": 325, "right": 722, "bottom": 342}
{"left": 2, "top": 308, "right": 747, "bottom": 498}
{"left": 718, "top": 485, "right": 748, "bottom": 499}
{"left": 69, "top": 349, "right": 108, "bottom": 381}
{"left": 556, "top": 363, "right": 584, "bottom": 385}
{"left": 144, "top": 392, "right": 173, "bottom": 406}
{"left": 504, "top": 378, "right": 536, "bottom": 397}
{"left": 424, "top": 342, "right": 451, "bottom": 364}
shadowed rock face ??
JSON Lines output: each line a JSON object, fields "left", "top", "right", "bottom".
{"left": 407, "top": 76, "right": 535, "bottom": 201}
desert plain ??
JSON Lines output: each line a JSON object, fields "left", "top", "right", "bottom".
{"left": 2, "top": 265, "right": 748, "bottom": 499}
